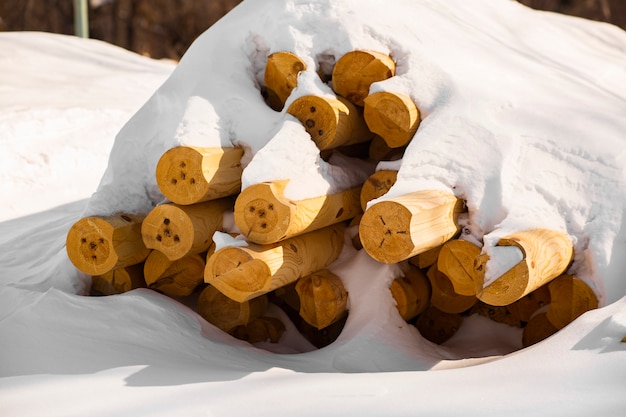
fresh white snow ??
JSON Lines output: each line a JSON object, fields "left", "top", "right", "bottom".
{"left": 1, "top": 0, "right": 626, "bottom": 415}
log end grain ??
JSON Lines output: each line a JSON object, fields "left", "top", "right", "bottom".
{"left": 332, "top": 50, "right": 396, "bottom": 106}
{"left": 363, "top": 91, "right": 420, "bottom": 148}
{"left": 141, "top": 204, "right": 195, "bottom": 261}
{"left": 295, "top": 269, "right": 348, "bottom": 330}
{"left": 264, "top": 51, "right": 306, "bottom": 111}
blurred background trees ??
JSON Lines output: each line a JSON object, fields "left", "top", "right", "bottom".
{"left": 0, "top": 0, "right": 624, "bottom": 60}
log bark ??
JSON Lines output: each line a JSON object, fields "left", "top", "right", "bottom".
{"left": 331, "top": 50, "right": 396, "bottom": 106}
{"left": 141, "top": 198, "right": 232, "bottom": 261}
{"left": 155, "top": 146, "right": 243, "bottom": 205}
{"left": 286, "top": 94, "right": 374, "bottom": 150}
{"left": 66, "top": 213, "right": 151, "bottom": 276}
{"left": 390, "top": 264, "right": 431, "bottom": 321}
{"left": 143, "top": 250, "right": 207, "bottom": 297}
{"left": 363, "top": 91, "right": 420, "bottom": 148}
{"left": 235, "top": 180, "right": 361, "bottom": 245}
{"left": 427, "top": 264, "right": 477, "bottom": 314}
{"left": 196, "top": 285, "right": 269, "bottom": 332}
{"left": 437, "top": 239, "right": 482, "bottom": 296}
{"left": 295, "top": 269, "right": 348, "bottom": 330}
{"left": 475, "top": 229, "right": 573, "bottom": 306}
{"left": 359, "top": 190, "right": 463, "bottom": 264}
{"left": 91, "top": 263, "right": 146, "bottom": 295}
{"left": 264, "top": 51, "right": 306, "bottom": 111}
{"left": 546, "top": 274, "right": 598, "bottom": 329}
{"left": 522, "top": 311, "right": 558, "bottom": 347}
{"left": 205, "top": 224, "right": 345, "bottom": 302}
{"left": 360, "top": 169, "right": 397, "bottom": 211}
{"left": 415, "top": 305, "right": 464, "bottom": 345}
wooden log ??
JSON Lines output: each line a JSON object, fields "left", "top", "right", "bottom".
{"left": 231, "top": 316, "right": 286, "bottom": 343}
{"left": 66, "top": 213, "right": 151, "bottom": 276}
{"left": 360, "top": 169, "right": 397, "bottom": 211}
{"left": 143, "top": 250, "right": 207, "bottom": 297}
{"left": 205, "top": 224, "right": 345, "bottom": 302}
{"left": 359, "top": 190, "right": 463, "bottom": 264}
{"left": 349, "top": 214, "right": 363, "bottom": 250}
{"left": 475, "top": 229, "right": 573, "bottom": 306}
{"left": 264, "top": 51, "right": 306, "bottom": 111}
{"left": 297, "top": 312, "right": 348, "bottom": 349}
{"left": 331, "top": 50, "right": 396, "bottom": 106}
{"left": 390, "top": 264, "right": 431, "bottom": 321}
{"left": 437, "top": 239, "right": 482, "bottom": 296}
{"left": 363, "top": 91, "right": 420, "bottom": 148}
{"left": 415, "top": 305, "right": 464, "bottom": 345}
{"left": 234, "top": 180, "right": 361, "bottom": 245}
{"left": 91, "top": 263, "right": 146, "bottom": 295}
{"left": 470, "top": 302, "right": 522, "bottom": 327}
{"left": 368, "top": 135, "right": 406, "bottom": 162}
{"left": 427, "top": 264, "right": 477, "bottom": 314}
{"left": 522, "top": 311, "right": 558, "bottom": 347}
{"left": 507, "top": 284, "right": 551, "bottom": 323}
{"left": 141, "top": 198, "right": 232, "bottom": 261}
{"left": 286, "top": 94, "right": 374, "bottom": 150}
{"left": 546, "top": 274, "right": 598, "bottom": 330}
{"left": 155, "top": 146, "right": 243, "bottom": 206}
{"left": 196, "top": 285, "right": 269, "bottom": 332}
{"left": 295, "top": 269, "right": 348, "bottom": 330}
{"left": 409, "top": 245, "right": 443, "bottom": 270}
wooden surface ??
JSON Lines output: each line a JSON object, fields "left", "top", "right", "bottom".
{"left": 205, "top": 224, "right": 345, "bottom": 302}
{"left": 141, "top": 198, "right": 232, "bottom": 261}
{"left": 359, "top": 190, "right": 463, "bottom": 263}
{"left": 437, "top": 239, "right": 481, "bottom": 296}
{"left": 415, "top": 305, "right": 464, "bottom": 345}
{"left": 522, "top": 311, "right": 558, "bottom": 347}
{"left": 363, "top": 91, "right": 420, "bottom": 148}
{"left": 196, "top": 285, "right": 269, "bottom": 332}
{"left": 143, "top": 250, "right": 206, "bottom": 297}
{"left": 264, "top": 51, "right": 306, "bottom": 111}
{"left": 296, "top": 269, "right": 348, "bottom": 330}
{"left": 546, "top": 274, "right": 598, "bottom": 329}
{"left": 287, "top": 94, "right": 373, "bottom": 150}
{"left": 368, "top": 135, "right": 406, "bottom": 162}
{"left": 476, "top": 229, "right": 573, "bottom": 306}
{"left": 409, "top": 245, "right": 443, "bottom": 269}
{"left": 360, "top": 169, "right": 397, "bottom": 211}
{"left": 427, "top": 264, "right": 477, "bottom": 314}
{"left": 66, "top": 213, "right": 150, "bottom": 276}
{"left": 91, "top": 263, "right": 146, "bottom": 295}
{"left": 331, "top": 50, "right": 396, "bottom": 106}
{"left": 507, "top": 284, "right": 551, "bottom": 323}
{"left": 390, "top": 264, "right": 431, "bottom": 321}
{"left": 231, "top": 316, "right": 286, "bottom": 343}
{"left": 155, "top": 146, "right": 243, "bottom": 205}
{"left": 235, "top": 180, "right": 362, "bottom": 244}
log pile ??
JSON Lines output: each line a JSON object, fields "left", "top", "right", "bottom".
{"left": 65, "top": 49, "right": 598, "bottom": 351}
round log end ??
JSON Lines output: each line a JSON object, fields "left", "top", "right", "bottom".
{"left": 332, "top": 50, "right": 396, "bottom": 106}
{"left": 234, "top": 182, "right": 292, "bottom": 245}
{"left": 363, "top": 91, "right": 420, "bottom": 148}
{"left": 156, "top": 147, "right": 210, "bottom": 205}
{"left": 287, "top": 95, "right": 339, "bottom": 150}
{"left": 197, "top": 285, "right": 269, "bottom": 332}
{"left": 360, "top": 170, "right": 398, "bottom": 211}
{"left": 264, "top": 51, "right": 306, "bottom": 111}
{"left": 66, "top": 217, "right": 118, "bottom": 275}
{"left": 296, "top": 269, "right": 348, "bottom": 329}
{"left": 141, "top": 204, "right": 194, "bottom": 261}
{"left": 359, "top": 200, "right": 415, "bottom": 263}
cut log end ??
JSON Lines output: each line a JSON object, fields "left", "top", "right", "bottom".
{"left": 332, "top": 50, "right": 396, "bottom": 106}
{"left": 390, "top": 265, "right": 431, "bottom": 321}
{"left": 359, "top": 200, "right": 414, "bottom": 263}
{"left": 363, "top": 91, "right": 420, "bottom": 148}
{"left": 360, "top": 169, "right": 398, "bottom": 211}
{"left": 296, "top": 269, "right": 348, "bottom": 330}
{"left": 197, "top": 285, "right": 269, "bottom": 332}
{"left": 546, "top": 274, "right": 598, "bottom": 329}
{"left": 234, "top": 181, "right": 291, "bottom": 244}
{"left": 264, "top": 51, "right": 306, "bottom": 111}
{"left": 67, "top": 217, "right": 117, "bottom": 275}
{"left": 141, "top": 204, "right": 194, "bottom": 260}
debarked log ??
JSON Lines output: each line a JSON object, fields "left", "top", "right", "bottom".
{"left": 475, "top": 229, "right": 573, "bottom": 306}
{"left": 143, "top": 250, "right": 207, "bottom": 297}
{"left": 234, "top": 179, "right": 361, "bottom": 245}
{"left": 427, "top": 264, "right": 477, "bottom": 314}
{"left": 205, "top": 224, "right": 345, "bottom": 302}
{"left": 287, "top": 94, "right": 374, "bottom": 150}
{"left": 141, "top": 198, "right": 232, "bottom": 261}
{"left": 264, "top": 51, "right": 306, "bottom": 111}
{"left": 66, "top": 213, "right": 151, "bottom": 276}
{"left": 437, "top": 239, "right": 482, "bottom": 296}
{"left": 360, "top": 169, "right": 397, "bottom": 211}
{"left": 390, "top": 264, "right": 431, "bottom": 321}
{"left": 91, "top": 263, "right": 146, "bottom": 295}
{"left": 546, "top": 274, "right": 598, "bottom": 330}
{"left": 155, "top": 146, "right": 243, "bottom": 206}
{"left": 415, "top": 305, "right": 464, "bottom": 345}
{"left": 295, "top": 269, "right": 348, "bottom": 330}
{"left": 363, "top": 91, "right": 420, "bottom": 149}
{"left": 331, "top": 50, "right": 396, "bottom": 106}
{"left": 359, "top": 190, "right": 464, "bottom": 264}
{"left": 197, "top": 285, "right": 269, "bottom": 332}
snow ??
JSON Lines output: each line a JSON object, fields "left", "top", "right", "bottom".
{"left": 1, "top": 0, "right": 626, "bottom": 415}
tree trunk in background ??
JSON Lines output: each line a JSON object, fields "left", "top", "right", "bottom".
{"left": 0, "top": 0, "right": 623, "bottom": 60}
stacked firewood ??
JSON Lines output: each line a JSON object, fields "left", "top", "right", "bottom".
{"left": 65, "top": 49, "right": 598, "bottom": 350}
